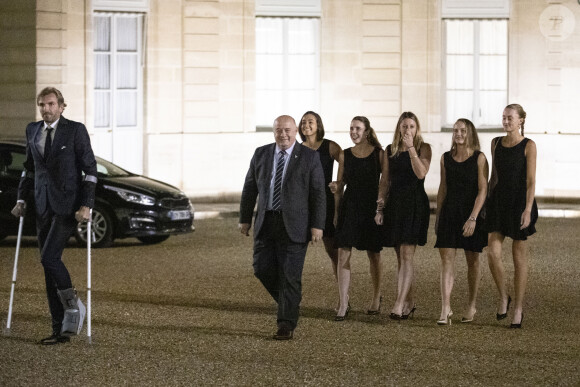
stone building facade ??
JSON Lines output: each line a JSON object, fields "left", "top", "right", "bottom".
{"left": 1, "top": 0, "right": 579, "bottom": 199}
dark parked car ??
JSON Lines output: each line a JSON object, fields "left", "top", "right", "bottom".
{"left": 0, "top": 141, "right": 194, "bottom": 247}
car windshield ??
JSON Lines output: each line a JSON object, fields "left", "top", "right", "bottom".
{"left": 96, "top": 157, "right": 131, "bottom": 177}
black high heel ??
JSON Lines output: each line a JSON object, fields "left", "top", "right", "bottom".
{"left": 389, "top": 312, "right": 402, "bottom": 321}
{"left": 496, "top": 295, "right": 512, "bottom": 320}
{"left": 366, "top": 296, "right": 383, "bottom": 315}
{"left": 335, "top": 303, "right": 351, "bottom": 321}
{"left": 401, "top": 304, "right": 416, "bottom": 320}
{"left": 509, "top": 313, "right": 524, "bottom": 329}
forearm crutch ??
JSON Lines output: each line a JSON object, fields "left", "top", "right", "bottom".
{"left": 5, "top": 216, "right": 24, "bottom": 335}
{"left": 87, "top": 208, "right": 93, "bottom": 343}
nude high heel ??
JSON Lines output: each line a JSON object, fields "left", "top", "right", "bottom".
{"left": 437, "top": 311, "right": 453, "bottom": 326}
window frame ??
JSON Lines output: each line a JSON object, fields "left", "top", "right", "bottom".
{"left": 255, "top": 16, "right": 320, "bottom": 131}
{"left": 441, "top": 18, "right": 508, "bottom": 130}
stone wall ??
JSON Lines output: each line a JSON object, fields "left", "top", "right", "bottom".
{"left": 0, "top": 0, "right": 37, "bottom": 137}
{"left": 1, "top": 0, "right": 578, "bottom": 200}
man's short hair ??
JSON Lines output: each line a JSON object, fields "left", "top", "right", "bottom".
{"left": 37, "top": 87, "right": 67, "bottom": 109}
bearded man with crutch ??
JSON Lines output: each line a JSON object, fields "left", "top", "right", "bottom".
{"left": 11, "top": 87, "right": 97, "bottom": 345}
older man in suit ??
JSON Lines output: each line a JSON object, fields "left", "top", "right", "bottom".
{"left": 239, "top": 115, "right": 326, "bottom": 340}
{"left": 12, "top": 87, "right": 97, "bottom": 345}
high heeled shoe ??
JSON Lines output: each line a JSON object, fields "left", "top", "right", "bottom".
{"left": 496, "top": 296, "right": 512, "bottom": 320}
{"left": 366, "top": 296, "right": 383, "bottom": 315}
{"left": 509, "top": 313, "right": 524, "bottom": 329}
{"left": 437, "top": 311, "right": 453, "bottom": 325}
{"left": 335, "top": 303, "right": 351, "bottom": 321}
{"left": 461, "top": 310, "right": 477, "bottom": 323}
{"left": 401, "top": 304, "right": 416, "bottom": 320}
{"left": 389, "top": 312, "right": 402, "bottom": 321}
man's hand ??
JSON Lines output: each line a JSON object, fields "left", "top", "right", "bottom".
{"left": 311, "top": 228, "right": 323, "bottom": 244}
{"left": 75, "top": 206, "right": 91, "bottom": 223}
{"left": 11, "top": 202, "right": 26, "bottom": 218}
{"left": 239, "top": 223, "right": 251, "bottom": 236}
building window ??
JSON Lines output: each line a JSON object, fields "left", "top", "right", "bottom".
{"left": 93, "top": 13, "right": 144, "bottom": 173}
{"left": 443, "top": 19, "right": 507, "bottom": 128}
{"left": 255, "top": 17, "right": 320, "bottom": 129}
{"left": 94, "top": 13, "right": 143, "bottom": 129}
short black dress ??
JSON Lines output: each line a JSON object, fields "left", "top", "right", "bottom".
{"left": 435, "top": 151, "right": 487, "bottom": 252}
{"left": 316, "top": 139, "right": 336, "bottom": 237}
{"left": 381, "top": 145, "right": 430, "bottom": 247}
{"left": 335, "top": 147, "right": 382, "bottom": 252}
{"left": 486, "top": 137, "right": 538, "bottom": 240}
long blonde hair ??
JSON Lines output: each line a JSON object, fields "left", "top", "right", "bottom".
{"left": 505, "top": 103, "right": 527, "bottom": 136}
{"left": 390, "top": 112, "right": 423, "bottom": 157}
{"left": 450, "top": 118, "right": 480, "bottom": 154}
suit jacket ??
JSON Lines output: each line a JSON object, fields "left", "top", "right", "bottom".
{"left": 240, "top": 141, "right": 326, "bottom": 244}
{"left": 18, "top": 116, "right": 98, "bottom": 216}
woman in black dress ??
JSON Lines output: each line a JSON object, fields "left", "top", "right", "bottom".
{"left": 330, "top": 116, "right": 383, "bottom": 321}
{"left": 434, "top": 119, "right": 488, "bottom": 325}
{"left": 298, "top": 111, "right": 342, "bottom": 280}
{"left": 486, "top": 104, "right": 537, "bottom": 328}
{"left": 375, "top": 112, "right": 431, "bottom": 320}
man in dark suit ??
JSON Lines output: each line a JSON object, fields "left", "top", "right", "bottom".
{"left": 239, "top": 115, "right": 326, "bottom": 340}
{"left": 12, "top": 87, "right": 97, "bottom": 345}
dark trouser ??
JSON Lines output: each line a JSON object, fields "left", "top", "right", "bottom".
{"left": 36, "top": 209, "right": 76, "bottom": 334}
{"left": 253, "top": 211, "right": 307, "bottom": 330}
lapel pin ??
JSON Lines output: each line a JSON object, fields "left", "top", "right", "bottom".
{"left": 61, "top": 146, "right": 66, "bottom": 150}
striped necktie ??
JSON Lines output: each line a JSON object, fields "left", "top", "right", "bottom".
{"left": 272, "top": 150, "right": 286, "bottom": 210}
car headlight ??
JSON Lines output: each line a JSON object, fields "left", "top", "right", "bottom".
{"left": 103, "top": 185, "right": 156, "bottom": 206}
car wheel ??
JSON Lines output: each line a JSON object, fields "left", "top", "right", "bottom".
{"left": 137, "top": 235, "right": 170, "bottom": 245}
{"left": 75, "top": 207, "right": 114, "bottom": 248}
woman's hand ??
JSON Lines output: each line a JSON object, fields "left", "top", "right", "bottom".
{"left": 374, "top": 211, "right": 383, "bottom": 226}
{"left": 375, "top": 198, "right": 384, "bottom": 225}
{"left": 403, "top": 131, "right": 414, "bottom": 149}
{"left": 462, "top": 218, "right": 476, "bottom": 237}
{"left": 520, "top": 210, "right": 531, "bottom": 230}
{"left": 328, "top": 181, "right": 338, "bottom": 194}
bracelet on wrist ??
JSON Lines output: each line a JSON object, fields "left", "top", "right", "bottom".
{"left": 468, "top": 217, "right": 476, "bottom": 221}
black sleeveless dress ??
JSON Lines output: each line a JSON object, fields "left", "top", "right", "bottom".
{"left": 486, "top": 137, "right": 538, "bottom": 240}
{"left": 316, "top": 139, "right": 336, "bottom": 237}
{"left": 335, "top": 147, "right": 382, "bottom": 252}
{"left": 435, "top": 151, "right": 487, "bottom": 252}
{"left": 381, "top": 145, "right": 430, "bottom": 247}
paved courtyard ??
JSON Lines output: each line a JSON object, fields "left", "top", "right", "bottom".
{"left": 0, "top": 216, "right": 579, "bottom": 385}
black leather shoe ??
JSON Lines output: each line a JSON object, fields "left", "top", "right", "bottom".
{"left": 40, "top": 333, "right": 70, "bottom": 345}
{"left": 496, "top": 295, "right": 512, "bottom": 321}
{"left": 335, "top": 303, "right": 351, "bottom": 321}
{"left": 366, "top": 296, "right": 383, "bottom": 315}
{"left": 389, "top": 312, "right": 402, "bottom": 321}
{"left": 401, "top": 304, "right": 417, "bottom": 320}
{"left": 273, "top": 327, "right": 294, "bottom": 340}
{"left": 509, "top": 313, "right": 524, "bottom": 329}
